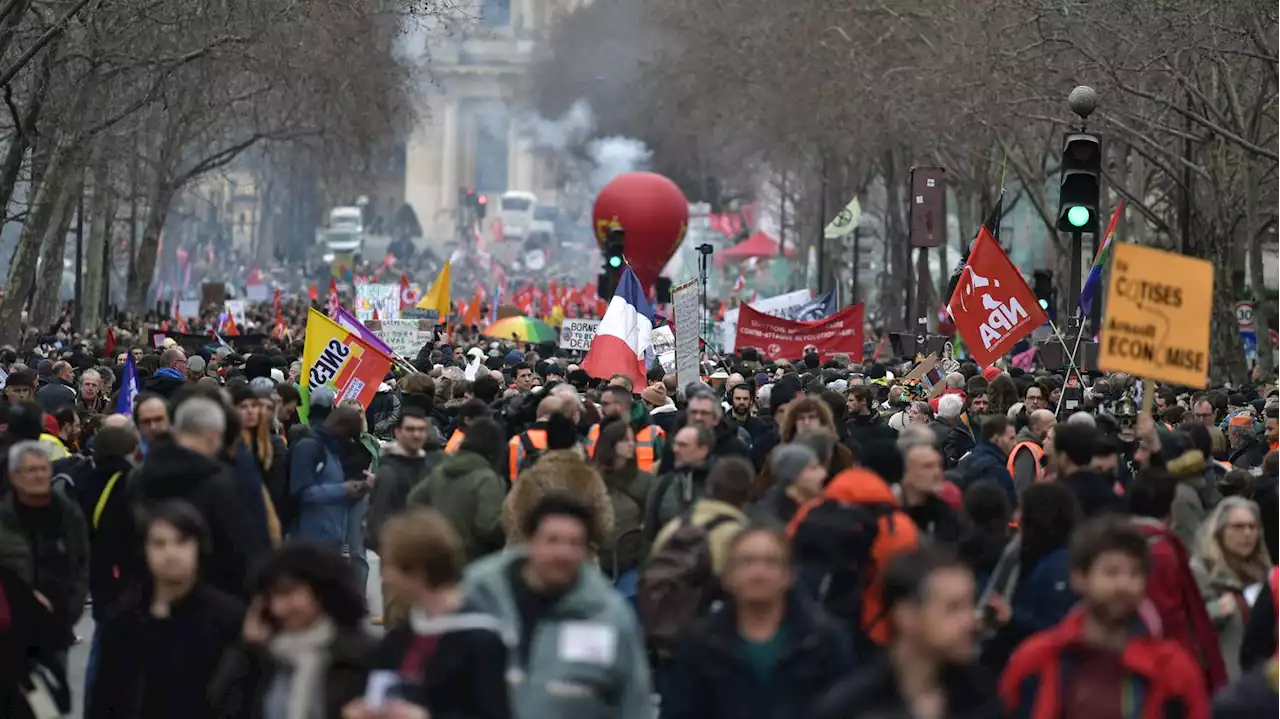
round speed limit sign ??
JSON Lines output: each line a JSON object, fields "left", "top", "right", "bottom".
{"left": 1234, "top": 301, "right": 1254, "bottom": 330}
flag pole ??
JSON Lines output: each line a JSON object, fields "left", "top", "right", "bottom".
{"left": 1046, "top": 316, "right": 1088, "bottom": 418}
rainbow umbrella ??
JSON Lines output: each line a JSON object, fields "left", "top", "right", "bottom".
{"left": 483, "top": 316, "right": 558, "bottom": 343}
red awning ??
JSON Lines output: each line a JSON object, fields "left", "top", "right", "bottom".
{"left": 718, "top": 230, "right": 793, "bottom": 262}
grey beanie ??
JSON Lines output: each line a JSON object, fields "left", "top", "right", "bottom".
{"left": 769, "top": 443, "right": 819, "bottom": 487}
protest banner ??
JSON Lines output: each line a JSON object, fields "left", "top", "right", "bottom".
{"left": 224, "top": 300, "right": 247, "bottom": 329}
{"left": 178, "top": 299, "right": 200, "bottom": 320}
{"left": 356, "top": 283, "right": 400, "bottom": 321}
{"left": 735, "top": 302, "right": 865, "bottom": 361}
{"left": 672, "top": 280, "right": 700, "bottom": 390}
{"left": 299, "top": 307, "right": 393, "bottom": 423}
{"left": 559, "top": 318, "right": 600, "bottom": 351}
{"left": 370, "top": 319, "right": 431, "bottom": 358}
{"left": 720, "top": 289, "right": 835, "bottom": 352}
{"left": 650, "top": 326, "right": 675, "bottom": 356}
{"left": 1099, "top": 243, "right": 1212, "bottom": 388}
{"left": 246, "top": 284, "right": 270, "bottom": 302}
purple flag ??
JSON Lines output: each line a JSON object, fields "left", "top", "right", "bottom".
{"left": 334, "top": 307, "right": 397, "bottom": 358}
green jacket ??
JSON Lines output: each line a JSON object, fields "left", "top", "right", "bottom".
{"left": 462, "top": 549, "right": 652, "bottom": 719}
{"left": 407, "top": 450, "right": 505, "bottom": 561}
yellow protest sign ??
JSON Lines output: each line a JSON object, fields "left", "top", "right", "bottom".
{"left": 1099, "top": 243, "right": 1212, "bottom": 388}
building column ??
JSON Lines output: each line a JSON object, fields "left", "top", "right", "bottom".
{"left": 440, "top": 99, "right": 460, "bottom": 213}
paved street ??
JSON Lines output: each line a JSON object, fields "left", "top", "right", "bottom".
{"left": 66, "top": 553, "right": 385, "bottom": 718}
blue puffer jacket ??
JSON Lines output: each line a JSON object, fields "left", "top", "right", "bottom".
{"left": 288, "top": 423, "right": 351, "bottom": 545}
{"left": 957, "top": 441, "right": 1016, "bottom": 506}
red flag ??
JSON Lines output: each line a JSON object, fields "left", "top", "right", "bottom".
{"left": 273, "top": 288, "right": 282, "bottom": 319}
{"left": 104, "top": 327, "right": 117, "bottom": 355}
{"left": 372, "top": 308, "right": 380, "bottom": 322}
{"left": 327, "top": 278, "right": 340, "bottom": 317}
{"left": 248, "top": 267, "right": 262, "bottom": 285}
{"left": 308, "top": 283, "right": 318, "bottom": 301}
{"left": 946, "top": 224, "right": 1047, "bottom": 366}
{"left": 223, "top": 314, "right": 240, "bottom": 337}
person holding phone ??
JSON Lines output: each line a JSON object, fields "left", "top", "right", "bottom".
{"left": 208, "top": 542, "right": 374, "bottom": 719}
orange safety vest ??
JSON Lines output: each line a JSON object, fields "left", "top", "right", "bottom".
{"left": 584, "top": 423, "right": 666, "bottom": 473}
{"left": 444, "top": 429, "right": 465, "bottom": 454}
{"left": 1005, "top": 440, "right": 1045, "bottom": 483}
{"left": 507, "top": 429, "right": 547, "bottom": 481}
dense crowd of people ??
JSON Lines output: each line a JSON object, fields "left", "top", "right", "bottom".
{"left": 0, "top": 319, "right": 1276, "bottom": 719}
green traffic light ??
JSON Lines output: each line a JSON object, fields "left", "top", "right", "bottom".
{"left": 608, "top": 255, "right": 623, "bottom": 269}
{"left": 1066, "top": 206, "right": 1091, "bottom": 228}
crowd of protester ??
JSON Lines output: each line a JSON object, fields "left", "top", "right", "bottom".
{"left": 0, "top": 323, "right": 1276, "bottom": 719}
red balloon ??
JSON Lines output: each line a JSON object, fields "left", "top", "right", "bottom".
{"left": 592, "top": 172, "right": 688, "bottom": 291}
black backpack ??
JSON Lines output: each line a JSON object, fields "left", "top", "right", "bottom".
{"left": 636, "top": 513, "right": 737, "bottom": 656}
{"left": 515, "top": 432, "right": 543, "bottom": 475}
{"left": 791, "top": 500, "right": 896, "bottom": 629}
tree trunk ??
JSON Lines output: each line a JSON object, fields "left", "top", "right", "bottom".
{"left": 1244, "top": 157, "right": 1273, "bottom": 372}
{"left": 0, "top": 35, "right": 55, "bottom": 231}
{"left": 30, "top": 176, "right": 79, "bottom": 329}
{"left": 83, "top": 160, "right": 113, "bottom": 326}
{"left": 0, "top": 130, "right": 75, "bottom": 333}
{"left": 126, "top": 181, "right": 176, "bottom": 313}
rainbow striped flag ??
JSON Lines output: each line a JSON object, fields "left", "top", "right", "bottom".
{"left": 1079, "top": 202, "right": 1123, "bottom": 316}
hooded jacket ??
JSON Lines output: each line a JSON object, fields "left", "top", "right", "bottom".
{"left": 503, "top": 449, "right": 614, "bottom": 551}
{"left": 999, "top": 607, "right": 1210, "bottom": 719}
{"left": 1132, "top": 516, "right": 1228, "bottom": 692}
{"left": 80, "top": 454, "right": 139, "bottom": 618}
{"left": 366, "top": 441, "right": 442, "bottom": 552}
{"left": 407, "top": 450, "right": 506, "bottom": 562}
{"left": 461, "top": 549, "right": 652, "bottom": 719}
{"left": 957, "top": 441, "right": 1017, "bottom": 506}
{"left": 142, "top": 367, "right": 187, "bottom": 398}
{"left": 649, "top": 401, "right": 679, "bottom": 437}
{"left": 288, "top": 424, "right": 354, "bottom": 547}
{"left": 644, "top": 461, "right": 712, "bottom": 546}
{"left": 129, "top": 439, "right": 268, "bottom": 597}
{"left": 787, "top": 468, "right": 920, "bottom": 645}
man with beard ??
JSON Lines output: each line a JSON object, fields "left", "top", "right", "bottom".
{"left": 1000, "top": 517, "right": 1211, "bottom": 718}
{"left": 726, "top": 382, "right": 766, "bottom": 441}
{"left": 844, "top": 384, "right": 896, "bottom": 452}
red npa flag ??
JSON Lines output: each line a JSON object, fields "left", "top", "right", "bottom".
{"left": 946, "top": 222, "right": 1047, "bottom": 366}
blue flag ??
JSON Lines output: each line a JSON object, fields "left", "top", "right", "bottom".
{"left": 115, "top": 354, "right": 139, "bottom": 415}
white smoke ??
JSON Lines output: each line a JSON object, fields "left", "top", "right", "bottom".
{"left": 519, "top": 100, "right": 652, "bottom": 195}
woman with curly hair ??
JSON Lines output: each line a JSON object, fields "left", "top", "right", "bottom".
{"left": 209, "top": 542, "right": 374, "bottom": 719}
{"left": 752, "top": 396, "right": 854, "bottom": 500}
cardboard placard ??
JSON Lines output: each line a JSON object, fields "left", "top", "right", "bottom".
{"left": 559, "top": 319, "right": 600, "bottom": 352}
{"left": 1099, "top": 243, "right": 1212, "bottom": 388}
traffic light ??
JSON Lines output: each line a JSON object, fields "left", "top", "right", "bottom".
{"left": 598, "top": 227, "right": 626, "bottom": 301}
{"left": 476, "top": 194, "right": 487, "bottom": 220}
{"left": 1056, "top": 132, "right": 1101, "bottom": 233}
{"left": 1033, "top": 270, "right": 1056, "bottom": 316}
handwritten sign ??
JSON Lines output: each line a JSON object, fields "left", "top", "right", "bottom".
{"left": 1099, "top": 243, "right": 1212, "bottom": 388}
{"left": 356, "top": 284, "right": 400, "bottom": 321}
{"left": 559, "top": 319, "right": 600, "bottom": 351}
{"left": 672, "top": 280, "right": 700, "bottom": 390}
{"left": 370, "top": 319, "right": 431, "bottom": 358}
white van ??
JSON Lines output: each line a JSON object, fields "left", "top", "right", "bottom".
{"left": 497, "top": 191, "right": 537, "bottom": 239}
{"left": 326, "top": 206, "right": 364, "bottom": 254}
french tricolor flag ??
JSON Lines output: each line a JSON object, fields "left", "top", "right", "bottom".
{"left": 581, "top": 267, "right": 654, "bottom": 389}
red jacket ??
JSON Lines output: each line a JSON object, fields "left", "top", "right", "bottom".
{"left": 999, "top": 608, "right": 1209, "bottom": 719}
{"left": 1132, "top": 519, "right": 1228, "bottom": 691}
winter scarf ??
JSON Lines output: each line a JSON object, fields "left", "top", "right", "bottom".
{"left": 267, "top": 617, "right": 336, "bottom": 719}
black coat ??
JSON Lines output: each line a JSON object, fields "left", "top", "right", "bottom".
{"left": 661, "top": 593, "right": 854, "bottom": 719}
{"left": 1059, "top": 467, "right": 1125, "bottom": 518}
{"left": 813, "top": 651, "right": 1000, "bottom": 719}
{"left": 207, "top": 629, "right": 374, "bottom": 719}
{"left": 902, "top": 494, "right": 967, "bottom": 545}
{"left": 0, "top": 565, "right": 69, "bottom": 719}
{"left": 128, "top": 440, "right": 270, "bottom": 598}
{"left": 844, "top": 413, "right": 897, "bottom": 454}
{"left": 372, "top": 606, "right": 511, "bottom": 719}
{"left": 88, "top": 584, "right": 245, "bottom": 719}
{"left": 81, "top": 455, "right": 138, "bottom": 619}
